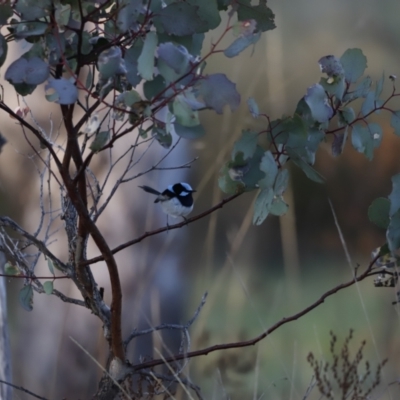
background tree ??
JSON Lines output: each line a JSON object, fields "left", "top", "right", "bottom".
{"left": 0, "top": 0, "right": 399, "bottom": 399}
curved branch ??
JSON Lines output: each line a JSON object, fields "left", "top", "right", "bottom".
{"left": 82, "top": 192, "right": 243, "bottom": 266}
{"left": 132, "top": 256, "right": 378, "bottom": 371}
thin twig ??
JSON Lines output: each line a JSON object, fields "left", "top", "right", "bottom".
{"left": 0, "top": 379, "right": 48, "bottom": 400}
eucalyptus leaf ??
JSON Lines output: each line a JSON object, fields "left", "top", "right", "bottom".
{"left": 19, "top": 284, "right": 34, "bottom": 312}
{"left": 368, "top": 197, "right": 390, "bottom": 229}
{"left": 43, "top": 281, "right": 54, "bottom": 295}
{"left": 138, "top": 33, "right": 157, "bottom": 81}
{"left": 90, "top": 131, "right": 109, "bottom": 152}
{"left": 388, "top": 173, "right": 400, "bottom": 217}
{"left": 253, "top": 188, "right": 274, "bottom": 225}
{"left": 198, "top": 74, "right": 240, "bottom": 114}
{"left": 232, "top": 130, "right": 258, "bottom": 160}
{"left": 340, "top": 48, "right": 367, "bottom": 84}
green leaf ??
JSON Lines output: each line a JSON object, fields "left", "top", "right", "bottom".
{"left": 144, "top": 75, "right": 166, "bottom": 100}
{"left": 237, "top": 0, "right": 276, "bottom": 32}
{"left": 288, "top": 150, "right": 325, "bottom": 183}
{"left": 4, "top": 262, "right": 19, "bottom": 276}
{"left": 43, "top": 281, "right": 54, "bottom": 295}
{"left": 98, "top": 46, "right": 127, "bottom": 79}
{"left": 154, "top": 3, "right": 210, "bottom": 36}
{"left": 224, "top": 31, "right": 261, "bottom": 58}
{"left": 174, "top": 122, "right": 205, "bottom": 139}
{"left": 258, "top": 150, "right": 278, "bottom": 189}
{"left": 0, "top": 4, "right": 13, "bottom": 25}
{"left": 219, "top": 163, "right": 246, "bottom": 194}
{"left": 173, "top": 94, "right": 200, "bottom": 127}
{"left": 269, "top": 196, "right": 289, "bottom": 216}
{"left": 338, "top": 107, "right": 355, "bottom": 127}
{"left": 221, "top": 146, "right": 265, "bottom": 193}
{"left": 368, "top": 197, "right": 390, "bottom": 229}
{"left": 387, "top": 210, "right": 400, "bottom": 253}
{"left": 90, "top": 131, "right": 109, "bottom": 153}
{"left": 389, "top": 173, "right": 400, "bottom": 217}
{"left": 304, "top": 84, "right": 333, "bottom": 123}
{"left": 390, "top": 111, "right": 400, "bottom": 136}
{"left": 343, "top": 76, "right": 372, "bottom": 102}
{"left": 152, "top": 126, "right": 172, "bottom": 148}
{"left": 340, "top": 48, "right": 367, "bottom": 83}
{"left": 47, "top": 259, "right": 55, "bottom": 275}
{"left": 319, "top": 76, "right": 345, "bottom": 101}
{"left": 0, "top": 34, "right": 8, "bottom": 68}
{"left": 253, "top": 188, "right": 274, "bottom": 225}
{"left": 232, "top": 130, "right": 258, "bottom": 160}
{"left": 19, "top": 284, "right": 34, "bottom": 312}
{"left": 15, "top": 0, "right": 52, "bottom": 19}
{"left": 55, "top": 3, "right": 71, "bottom": 29}
{"left": 137, "top": 32, "right": 157, "bottom": 81}
{"left": 332, "top": 127, "right": 348, "bottom": 157}
{"left": 198, "top": 73, "right": 240, "bottom": 114}
{"left": 247, "top": 97, "right": 259, "bottom": 118}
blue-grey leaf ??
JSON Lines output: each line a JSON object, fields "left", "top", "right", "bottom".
{"left": 338, "top": 107, "right": 355, "bottom": 127}
{"left": 253, "top": 188, "right": 274, "bottom": 225}
{"left": 198, "top": 73, "right": 240, "bottom": 114}
{"left": 174, "top": 122, "right": 205, "bottom": 139}
{"left": 340, "top": 48, "right": 367, "bottom": 83}
{"left": 232, "top": 130, "right": 258, "bottom": 160}
{"left": 158, "top": 43, "right": 190, "bottom": 74}
{"left": 258, "top": 150, "right": 278, "bottom": 189}
{"left": 90, "top": 131, "right": 109, "bottom": 152}
{"left": 389, "top": 173, "right": 400, "bottom": 217}
{"left": 361, "top": 91, "right": 375, "bottom": 116}
{"left": 331, "top": 127, "right": 348, "bottom": 157}
{"left": 116, "top": 0, "right": 142, "bottom": 33}
{"left": 247, "top": 97, "right": 259, "bottom": 118}
{"left": 155, "top": 3, "right": 208, "bottom": 36}
{"left": 288, "top": 150, "right": 325, "bottom": 183}
{"left": 304, "top": 84, "right": 333, "bottom": 123}
{"left": 5, "top": 57, "right": 49, "bottom": 85}
{"left": 375, "top": 72, "right": 384, "bottom": 100}
{"left": 387, "top": 210, "right": 400, "bottom": 253}
{"left": 274, "top": 169, "right": 289, "bottom": 196}
{"left": 45, "top": 78, "right": 78, "bottom": 105}
{"left": 98, "top": 46, "right": 127, "bottom": 79}
{"left": 351, "top": 124, "right": 373, "bottom": 160}
{"left": 390, "top": 111, "right": 400, "bottom": 136}
{"left": 224, "top": 31, "right": 261, "bottom": 58}
{"left": 368, "top": 123, "right": 382, "bottom": 148}
{"left": 318, "top": 55, "right": 344, "bottom": 77}
{"left": 343, "top": 76, "right": 372, "bottom": 102}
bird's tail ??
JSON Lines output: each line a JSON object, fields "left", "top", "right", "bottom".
{"left": 138, "top": 185, "right": 161, "bottom": 195}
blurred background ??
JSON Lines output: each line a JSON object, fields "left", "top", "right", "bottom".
{"left": 2, "top": 0, "right": 400, "bottom": 398}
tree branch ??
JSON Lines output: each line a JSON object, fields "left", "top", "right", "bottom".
{"left": 82, "top": 192, "right": 243, "bottom": 266}
{"left": 132, "top": 256, "right": 378, "bottom": 371}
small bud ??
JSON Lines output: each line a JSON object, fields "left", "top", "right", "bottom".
{"left": 389, "top": 74, "right": 397, "bottom": 81}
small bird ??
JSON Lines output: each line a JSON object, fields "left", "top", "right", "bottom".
{"left": 139, "top": 182, "right": 196, "bottom": 221}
